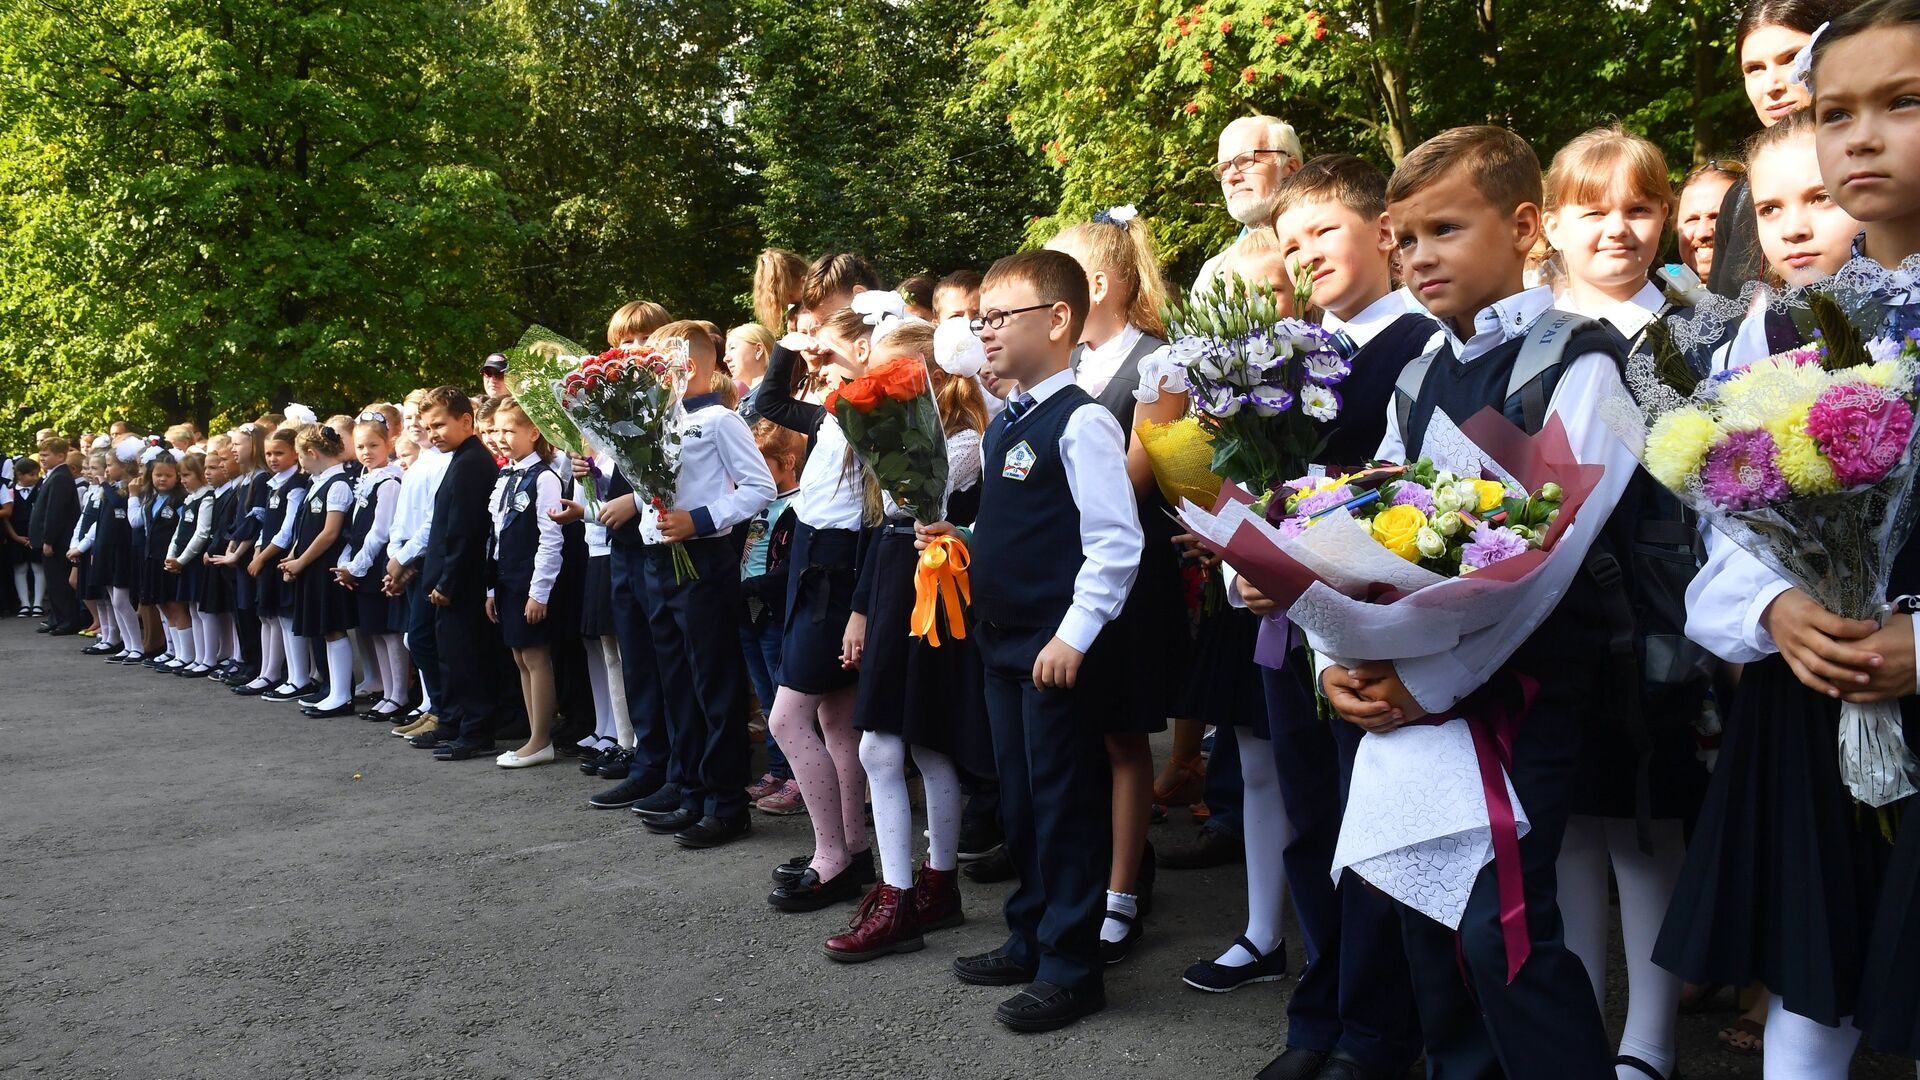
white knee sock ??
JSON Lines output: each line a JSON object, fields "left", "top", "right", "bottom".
{"left": 1605, "top": 818, "right": 1686, "bottom": 1080}
{"left": 1765, "top": 997, "right": 1861, "bottom": 1080}
{"left": 30, "top": 565, "right": 46, "bottom": 607}
{"left": 173, "top": 625, "right": 195, "bottom": 666}
{"left": 253, "top": 616, "right": 284, "bottom": 686}
{"left": 12, "top": 564, "right": 27, "bottom": 606}
{"left": 97, "top": 604, "right": 120, "bottom": 647}
{"left": 859, "top": 730, "right": 916, "bottom": 889}
{"left": 110, "top": 588, "right": 140, "bottom": 653}
{"left": 602, "top": 637, "right": 632, "bottom": 747}
{"left": 1557, "top": 815, "right": 1613, "bottom": 1005}
{"left": 914, "top": 744, "right": 962, "bottom": 872}
{"left": 585, "top": 640, "right": 614, "bottom": 741}
{"left": 354, "top": 632, "right": 380, "bottom": 696}
{"left": 281, "top": 623, "right": 310, "bottom": 688}
{"left": 1215, "top": 733, "right": 1292, "bottom": 967}
{"left": 315, "top": 636, "right": 353, "bottom": 709}
{"left": 378, "top": 634, "right": 408, "bottom": 707}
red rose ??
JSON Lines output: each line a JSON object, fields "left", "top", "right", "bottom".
{"left": 870, "top": 357, "right": 929, "bottom": 402}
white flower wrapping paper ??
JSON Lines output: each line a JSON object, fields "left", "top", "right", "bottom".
{"left": 1330, "top": 719, "right": 1531, "bottom": 929}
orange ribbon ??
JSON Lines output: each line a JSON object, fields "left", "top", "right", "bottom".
{"left": 910, "top": 534, "right": 971, "bottom": 647}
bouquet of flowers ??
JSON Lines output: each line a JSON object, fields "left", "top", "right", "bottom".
{"left": 825, "top": 353, "right": 968, "bottom": 645}
{"left": 1137, "top": 272, "right": 1349, "bottom": 497}
{"left": 501, "top": 325, "right": 595, "bottom": 500}
{"left": 1614, "top": 290, "right": 1920, "bottom": 806}
{"left": 558, "top": 343, "right": 699, "bottom": 581}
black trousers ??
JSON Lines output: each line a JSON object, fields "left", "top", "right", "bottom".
{"left": 235, "top": 607, "right": 262, "bottom": 678}
{"left": 1396, "top": 686, "right": 1612, "bottom": 1080}
{"left": 432, "top": 588, "right": 496, "bottom": 747}
{"left": 975, "top": 620, "right": 1110, "bottom": 992}
{"left": 640, "top": 538, "right": 751, "bottom": 818}
{"left": 404, "top": 576, "right": 441, "bottom": 705}
{"left": 609, "top": 544, "right": 669, "bottom": 789}
{"left": 1263, "top": 657, "right": 1421, "bottom": 1073}
{"left": 42, "top": 551, "right": 83, "bottom": 629}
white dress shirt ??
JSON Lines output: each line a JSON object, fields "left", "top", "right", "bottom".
{"left": 638, "top": 400, "right": 776, "bottom": 545}
{"left": 997, "top": 367, "right": 1144, "bottom": 653}
{"left": 388, "top": 445, "right": 448, "bottom": 568}
{"left": 1074, "top": 323, "right": 1145, "bottom": 399}
{"left": 339, "top": 463, "right": 403, "bottom": 578}
{"left": 795, "top": 413, "right": 866, "bottom": 531}
{"left": 490, "top": 453, "right": 565, "bottom": 604}
{"left": 1322, "top": 288, "right": 1430, "bottom": 346}
{"left": 1325, "top": 286, "right": 1641, "bottom": 713}
{"left": 282, "top": 463, "right": 352, "bottom": 553}
{"left": 263, "top": 466, "right": 302, "bottom": 550}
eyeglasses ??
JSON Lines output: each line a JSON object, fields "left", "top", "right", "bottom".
{"left": 1212, "top": 149, "right": 1289, "bottom": 181}
{"left": 969, "top": 304, "right": 1054, "bottom": 333}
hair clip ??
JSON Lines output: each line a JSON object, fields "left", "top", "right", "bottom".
{"left": 1093, "top": 204, "right": 1140, "bottom": 230}
{"left": 356, "top": 411, "right": 389, "bottom": 429}
{"left": 321, "top": 424, "right": 338, "bottom": 440}
{"left": 1789, "top": 20, "right": 1829, "bottom": 92}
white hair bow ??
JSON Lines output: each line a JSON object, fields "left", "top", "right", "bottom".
{"left": 933, "top": 317, "right": 987, "bottom": 378}
{"left": 138, "top": 445, "right": 164, "bottom": 466}
{"left": 114, "top": 438, "right": 142, "bottom": 465}
{"left": 1095, "top": 204, "right": 1140, "bottom": 230}
{"left": 283, "top": 402, "right": 318, "bottom": 426}
{"left": 1789, "top": 21, "right": 1829, "bottom": 91}
{"left": 852, "top": 290, "right": 911, "bottom": 346}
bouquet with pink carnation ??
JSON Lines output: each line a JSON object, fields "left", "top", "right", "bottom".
{"left": 1617, "top": 287, "right": 1920, "bottom": 806}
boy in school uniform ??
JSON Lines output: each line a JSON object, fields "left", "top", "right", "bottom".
{"left": 412, "top": 387, "right": 502, "bottom": 760}
{"left": 924, "top": 249, "right": 1142, "bottom": 1033}
{"left": 1315, "top": 127, "right": 1639, "bottom": 1079}
{"left": 33, "top": 437, "right": 85, "bottom": 635}
{"left": 1237, "top": 154, "right": 1434, "bottom": 1080}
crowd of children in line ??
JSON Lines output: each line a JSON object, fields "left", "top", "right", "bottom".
{"left": 11, "top": 1, "right": 1920, "bottom": 1075}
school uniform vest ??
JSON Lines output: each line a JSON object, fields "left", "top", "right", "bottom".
{"left": 177, "top": 490, "right": 212, "bottom": 563}
{"left": 492, "top": 467, "right": 544, "bottom": 589}
{"left": 233, "top": 472, "right": 271, "bottom": 545}
{"left": 292, "top": 473, "right": 351, "bottom": 559}
{"left": 262, "top": 475, "right": 309, "bottom": 550}
{"left": 210, "top": 485, "right": 239, "bottom": 551}
{"left": 1073, "top": 332, "right": 1168, "bottom": 444}
{"left": 973, "top": 386, "right": 1092, "bottom": 628}
{"left": 145, "top": 493, "right": 182, "bottom": 560}
{"left": 1321, "top": 313, "right": 1433, "bottom": 468}
{"left": 344, "top": 476, "right": 393, "bottom": 568}
{"left": 101, "top": 485, "right": 131, "bottom": 549}
{"left": 13, "top": 484, "right": 36, "bottom": 538}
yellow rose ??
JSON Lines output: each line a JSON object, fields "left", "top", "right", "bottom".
{"left": 1471, "top": 479, "right": 1507, "bottom": 513}
{"left": 1371, "top": 504, "right": 1428, "bottom": 562}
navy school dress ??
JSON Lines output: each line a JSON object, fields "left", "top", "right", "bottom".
{"left": 490, "top": 462, "right": 582, "bottom": 649}
{"left": 344, "top": 470, "right": 405, "bottom": 634}
{"left": 229, "top": 471, "right": 272, "bottom": 614}
{"left": 851, "top": 480, "right": 992, "bottom": 776}
{"left": 254, "top": 473, "right": 310, "bottom": 619}
{"left": 77, "top": 488, "right": 107, "bottom": 601}
{"left": 289, "top": 470, "right": 354, "bottom": 637}
{"left": 579, "top": 537, "right": 614, "bottom": 639}
{"left": 138, "top": 491, "right": 183, "bottom": 605}
{"left": 172, "top": 489, "right": 212, "bottom": 604}
{"left": 12, "top": 483, "right": 38, "bottom": 565}
{"left": 199, "top": 483, "right": 239, "bottom": 615}
{"left": 100, "top": 484, "right": 136, "bottom": 592}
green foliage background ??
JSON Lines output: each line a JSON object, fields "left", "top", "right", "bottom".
{"left": 0, "top": 0, "right": 1755, "bottom": 448}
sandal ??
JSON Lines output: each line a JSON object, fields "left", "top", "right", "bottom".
{"left": 1718, "top": 1016, "right": 1764, "bottom": 1053}
{"left": 1152, "top": 754, "right": 1206, "bottom": 807}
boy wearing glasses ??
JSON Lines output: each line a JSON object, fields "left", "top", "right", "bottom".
{"left": 921, "top": 251, "right": 1142, "bottom": 1033}
{"left": 1194, "top": 113, "right": 1305, "bottom": 290}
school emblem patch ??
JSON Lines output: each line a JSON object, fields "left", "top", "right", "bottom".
{"left": 1001, "top": 440, "right": 1037, "bottom": 481}
{"left": 513, "top": 490, "right": 532, "bottom": 513}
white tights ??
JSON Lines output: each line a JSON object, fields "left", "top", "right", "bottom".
{"left": 858, "top": 730, "right": 961, "bottom": 889}
{"left": 1764, "top": 996, "right": 1860, "bottom": 1080}
{"left": 1218, "top": 731, "right": 1293, "bottom": 967}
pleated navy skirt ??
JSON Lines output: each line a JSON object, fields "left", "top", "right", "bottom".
{"left": 780, "top": 523, "right": 859, "bottom": 694}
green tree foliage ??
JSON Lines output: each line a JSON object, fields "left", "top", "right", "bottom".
{"left": 0, "top": 0, "right": 528, "bottom": 440}
{"left": 733, "top": 0, "right": 1055, "bottom": 281}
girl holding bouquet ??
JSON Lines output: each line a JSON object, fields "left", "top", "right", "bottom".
{"left": 1658, "top": 10, "right": 1920, "bottom": 1072}
{"left": 1539, "top": 126, "right": 1709, "bottom": 1080}
{"left": 826, "top": 319, "right": 991, "bottom": 961}
{"left": 1044, "top": 210, "right": 1187, "bottom": 965}
{"left": 757, "top": 307, "right": 881, "bottom": 911}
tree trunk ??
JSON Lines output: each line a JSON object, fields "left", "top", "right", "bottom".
{"left": 1690, "top": 3, "right": 1715, "bottom": 164}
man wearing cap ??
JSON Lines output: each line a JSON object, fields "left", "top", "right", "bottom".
{"left": 482, "top": 353, "right": 509, "bottom": 398}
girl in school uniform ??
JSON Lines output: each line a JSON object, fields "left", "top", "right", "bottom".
{"left": 1539, "top": 126, "right": 1712, "bottom": 1080}
{"left": 74, "top": 451, "right": 117, "bottom": 655}
{"left": 212, "top": 423, "right": 270, "bottom": 687}
{"left": 485, "top": 395, "right": 570, "bottom": 768}
{"left": 826, "top": 318, "right": 991, "bottom": 961}
{"left": 6, "top": 462, "right": 40, "bottom": 617}
{"left": 558, "top": 439, "right": 633, "bottom": 776}
{"left": 739, "top": 421, "right": 805, "bottom": 810}
{"left": 161, "top": 451, "right": 216, "bottom": 675}
{"left": 96, "top": 440, "right": 143, "bottom": 663}
{"left": 757, "top": 310, "right": 880, "bottom": 910}
{"left": 195, "top": 439, "right": 241, "bottom": 679}
{"left": 1044, "top": 210, "right": 1187, "bottom": 962}
{"left": 334, "top": 409, "right": 410, "bottom": 722}
{"left": 280, "top": 423, "right": 358, "bottom": 716}
{"left": 240, "top": 426, "right": 314, "bottom": 700}
{"left": 138, "top": 449, "right": 186, "bottom": 671}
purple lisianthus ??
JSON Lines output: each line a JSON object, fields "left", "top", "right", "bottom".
{"left": 1294, "top": 484, "right": 1356, "bottom": 517}
{"left": 1700, "top": 429, "right": 1791, "bottom": 509}
{"left": 1239, "top": 386, "right": 1296, "bottom": 417}
{"left": 1303, "top": 348, "right": 1352, "bottom": 385}
{"left": 1460, "top": 522, "right": 1529, "bottom": 570}
{"left": 1389, "top": 481, "right": 1435, "bottom": 514}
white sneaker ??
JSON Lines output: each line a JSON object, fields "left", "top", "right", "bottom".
{"left": 495, "top": 745, "right": 555, "bottom": 769}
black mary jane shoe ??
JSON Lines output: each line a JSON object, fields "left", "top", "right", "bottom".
{"left": 1181, "top": 935, "right": 1290, "bottom": 993}
{"left": 82, "top": 642, "right": 117, "bottom": 656}
{"left": 993, "top": 980, "right": 1106, "bottom": 1033}
{"left": 772, "top": 846, "right": 874, "bottom": 889}
{"left": 1615, "top": 1055, "right": 1679, "bottom": 1080}
{"left": 261, "top": 681, "right": 317, "bottom": 703}
{"left": 301, "top": 701, "right": 356, "bottom": 718}
{"left": 1098, "top": 909, "right": 1145, "bottom": 966}
{"left": 767, "top": 865, "right": 864, "bottom": 912}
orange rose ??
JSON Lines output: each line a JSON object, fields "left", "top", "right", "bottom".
{"left": 869, "top": 357, "right": 929, "bottom": 402}
{"left": 829, "top": 376, "right": 886, "bottom": 414}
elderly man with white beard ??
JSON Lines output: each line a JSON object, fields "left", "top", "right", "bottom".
{"left": 1192, "top": 113, "right": 1305, "bottom": 292}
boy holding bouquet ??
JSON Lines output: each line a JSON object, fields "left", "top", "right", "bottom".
{"left": 922, "top": 250, "right": 1142, "bottom": 1033}
{"left": 1316, "top": 127, "right": 1639, "bottom": 1078}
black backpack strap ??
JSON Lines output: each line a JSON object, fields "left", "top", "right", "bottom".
{"left": 1584, "top": 547, "right": 1657, "bottom": 852}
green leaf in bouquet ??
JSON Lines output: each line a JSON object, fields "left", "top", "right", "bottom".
{"left": 1808, "top": 291, "right": 1869, "bottom": 370}
{"left": 1641, "top": 319, "right": 1701, "bottom": 400}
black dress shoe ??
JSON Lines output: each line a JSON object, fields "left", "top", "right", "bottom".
{"left": 231, "top": 681, "right": 274, "bottom": 696}
{"left": 596, "top": 747, "right": 634, "bottom": 779}
{"left": 994, "top": 980, "right": 1105, "bottom": 1032}
{"left": 262, "top": 682, "right": 317, "bottom": 703}
{"left": 1256, "top": 1047, "right": 1331, "bottom": 1080}
{"left": 1157, "top": 825, "right": 1244, "bottom": 870}
{"left": 36, "top": 623, "right": 53, "bottom": 633}
{"left": 951, "top": 947, "right": 1038, "bottom": 986}
{"left": 82, "top": 642, "right": 117, "bottom": 655}
{"left": 1181, "top": 935, "right": 1289, "bottom": 992}
{"left": 48, "top": 625, "right": 80, "bottom": 636}
{"left": 587, "top": 775, "right": 660, "bottom": 809}
{"left": 575, "top": 746, "right": 608, "bottom": 774}
{"left": 773, "top": 847, "right": 875, "bottom": 888}
{"left": 768, "top": 866, "right": 863, "bottom": 912}
{"left": 301, "top": 701, "right": 356, "bottom": 718}
{"left": 629, "top": 783, "right": 685, "bottom": 817}
{"left": 410, "top": 731, "right": 457, "bottom": 750}
{"left": 435, "top": 743, "right": 494, "bottom": 761}
{"left": 1311, "top": 1053, "right": 1382, "bottom": 1080}
{"left": 673, "top": 814, "right": 751, "bottom": 849}
{"left": 963, "top": 847, "right": 1016, "bottom": 884}
{"left": 639, "top": 807, "right": 700, "bottom": 835}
